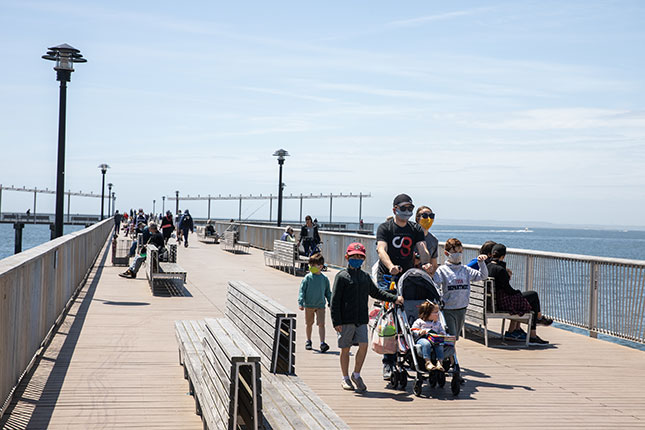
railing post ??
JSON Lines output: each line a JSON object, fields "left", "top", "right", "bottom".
{"left": 589, "top": 262, "right": 599, "bottom": 338}
{"left": 525, "top": 255, "right": 534, "bottom": 292}
{"left": 14, "top": 222, "right": 24, "bottom": 254}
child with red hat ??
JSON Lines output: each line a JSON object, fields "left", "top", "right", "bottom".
{"left": 330, "top": 242, "right": 404, "bottom": 392}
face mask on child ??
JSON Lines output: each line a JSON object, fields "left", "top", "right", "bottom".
{"left": 348, "top": 258, "right": 364, "bottom": 269}
{"left": 447, "top": 252, "right": 463, "bottom": 264}
{"left": 309, "top": 265, "right": 321, "bottom": 274}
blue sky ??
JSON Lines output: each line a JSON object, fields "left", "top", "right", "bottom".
{"left": 1, "top": 1, "right": 644, "bottom": 227}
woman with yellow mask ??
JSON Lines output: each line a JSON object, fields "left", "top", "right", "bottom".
{"left": 415, "top": 206, "right": 438, "bottom": 275}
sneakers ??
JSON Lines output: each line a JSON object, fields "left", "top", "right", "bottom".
{"left": 537, "top": 316, "right": 554, "bottom": 326}
{"left": 320, "top": 342, "right": 330, "bottom": 353}
{"left": 425, "top": 359, "right": 433, "bottom": 371}
{"left": 529, "top": 336, "right": 549, "bottom": 345}
{"left": 118, "top": 270, "right": 135, "bottom": 279}
{"left": 305, "top": 340, "right": 312, "bottom": 350}
{"left": 341, "top": 378, "right": 355, "bottom": 391}
{"left": 382, "top": 364, "right": 393, "bottom": 380}
{"left": 505, "top": 329, "right": 527, "bottom": 341}
{"left": 434, "top": 361, "right": 445, "bottom": 372}
{"left": 351, "top": 374, "right": 367, "bottom": 392}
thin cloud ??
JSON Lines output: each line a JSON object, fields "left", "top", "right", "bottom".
{"left": 388, "top": 7, "right": 492, "bottom": 28}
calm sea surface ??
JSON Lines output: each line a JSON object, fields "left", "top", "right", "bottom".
{"left": 0, "top": 224, "right": 84, "bottom": 261}
{"left": 2, "top": 222, "right": 644, "bottom": 262}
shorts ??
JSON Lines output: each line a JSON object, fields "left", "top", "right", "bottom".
{"left": 337, "top": 324, "right": 368, "bottom": 349}
{"left": 304, "top": 307, "right": 326, "bottom": 326}
{"left": 443, "top": 308, "right": 467, "bottom": 340}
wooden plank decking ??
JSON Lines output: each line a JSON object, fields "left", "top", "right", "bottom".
{"left": 2, "top": 238, "right": 644, "bottom": 429}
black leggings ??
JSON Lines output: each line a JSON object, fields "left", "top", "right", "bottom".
{"left": 522, "top": 291, "right": 541, "bottom": 329}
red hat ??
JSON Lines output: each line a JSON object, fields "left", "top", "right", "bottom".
{"left": 346, "top": 242, "right": 366, "bottom": 257}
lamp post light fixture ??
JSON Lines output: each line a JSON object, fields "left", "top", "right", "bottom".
{"left": 98, "top": 164, "right": 110, "bottom": 220}
{"left": 42, "top": 43, "right": 87, "bottom": 238}
{"left": 107, "top": 183, "right": 113, "bottom": 216}
{"left": 272, "top": 149, "right": 289, "bottom": 227}
{"left": 175, "top": 190, "right": 179, "bottom": 214}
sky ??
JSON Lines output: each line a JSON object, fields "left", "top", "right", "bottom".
{"left": 0, "top": 1, "right": 644, "bottom": 228}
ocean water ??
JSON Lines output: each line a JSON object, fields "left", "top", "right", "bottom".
{"left": 0, "top": 223, "right": 85, "bottom": 261}
{"left": 429, "top": 225, "right": 645, "bottom": 261}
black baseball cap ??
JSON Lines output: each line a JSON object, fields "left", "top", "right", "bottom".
{"left": 393, "top": 193, "right": 413, "bottom": 207}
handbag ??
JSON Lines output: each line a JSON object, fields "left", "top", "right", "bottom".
{"left": 371, "top": 310, "right": 397, "bottom": 354}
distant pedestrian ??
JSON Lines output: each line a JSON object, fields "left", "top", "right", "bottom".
{"left": 298, "top": 253, "right": 331, "bottom": 353}
{"left": 114, "top": 210, "right": 122, "bottom": 236}
{"left": 298, "top": 215, "right": 321, "bottom": 256}
{"left": 160, "top": 211, "right": 175, "bottom": 243}
{"left": 281, "top": 226, "right": 295, "bottom": 242}
{"left": 179, "top": 209, "right": 194, "bottom": 247}
{"left": 331, "top": 242, "right": 404, "bottom": 392}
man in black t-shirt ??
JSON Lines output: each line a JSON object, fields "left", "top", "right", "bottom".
{"left": 376, "top": 193, "right": 431, "bottom": 379}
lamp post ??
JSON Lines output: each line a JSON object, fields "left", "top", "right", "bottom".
{"left": 98, "top": 163, "right": 110, "bottom": 220}
{"left": 42, "top": 43, "right": 87, "bottom": 238}
{"left": 272, "top": 149, "right": 289, "bottom": 227}
{"left": 112, "top": 192, "right": 116, "bottom": 213}
{"left": 107, "top": 183, "right": 113, "bottom": 216}
{"left": 162, "top": 196, "right": 165, "bottom": 214}
{"left": 153, "top": 199, "right": 156, "bottom": 215}
{"left": 175, "top": 190, "right": 179, "bottom": 214}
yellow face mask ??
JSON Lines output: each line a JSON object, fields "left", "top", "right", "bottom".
{"left": 419, "top": 218, "right": 434, "bottom": 230}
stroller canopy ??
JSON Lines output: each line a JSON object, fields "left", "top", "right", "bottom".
{"left": 397, "top": 268, "right": 441, "bottom": 302}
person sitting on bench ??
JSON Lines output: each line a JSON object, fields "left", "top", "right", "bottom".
{"left": 119, "top": 222, "right": 165, "bottom": 279}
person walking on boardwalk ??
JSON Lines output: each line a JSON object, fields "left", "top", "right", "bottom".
{"left": 331, "top": 242, "right": 404, "bottom": 392}
{"left": 160, "top": 210, "right": 175, "bottom": 243}
{"left": 298, "top": 215, "right": 321, "bottom": 256}
{"left": 415, "top": 206, "right": 439, "bottom": 275}
{"left": 298, "top": 252, "right": 331, "bottom": 353}
{"left": 119, "top": 222, "right": 165, "bottom": 278}
{"left": 487, "top": 243, "right": 552, "bottom": 344}
{"left": 114, "top": 210, "right": 122, "bottom": 237}
{"left": 376, "top": 193, "right": 431, "bottom": 381}
{"left": 179, "top": 209, "right": 194, "bottom": 248}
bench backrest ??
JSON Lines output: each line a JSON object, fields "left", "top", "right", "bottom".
{"left": 273, "top": 240, "right": 297, "bottom": 263}
{"left": 202, "top": 317, "right": 261, "bottom": 430}
{"left": 146, "top": 244, "right": 160, "bottom": 275}
{"left": 224, "top": 231, "right": 236, "bottom": 244}
{"left": 226, "top": 280, "right": 296, "bottom": 374}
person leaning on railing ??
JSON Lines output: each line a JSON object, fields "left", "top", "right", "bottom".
{"left": 487, "top": 243, "right": 553, "bottom": 345}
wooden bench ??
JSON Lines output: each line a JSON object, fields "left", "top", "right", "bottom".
{"left": 226, "top": 281, "right": 348, "bottom": 430}
{"left": 226, "top": 280, "right": 296, "bottom": 374}
{"left": 465, "top": 278, "right": 533, "bottom": 347}
{"left": 197, "top": 226, "right": 220, "bottom": 244}
{"left": 174, "top": 320, "right": 206, "bottom": 416}
{"left": 200, "top": 317, "right": 262, "bottom": 430}
{"left": 265, "top": 240, "right": 309, "bottom": 275}
{"left": 222, "top": 231, "right": 250, "bottom": 254}
{"left": 145, "top": 244, "right": 187, "bottom": 295}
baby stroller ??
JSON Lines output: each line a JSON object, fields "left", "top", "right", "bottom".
{"left": 390, "top": 269, "right": 462, "bottom": 397}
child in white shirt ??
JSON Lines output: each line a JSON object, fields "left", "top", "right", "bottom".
{"left": 411, "top": 301, "right": 446, "bottom": 371}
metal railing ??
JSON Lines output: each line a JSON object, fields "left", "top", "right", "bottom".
{"left": 215, "top": 221, "right": 645, "bottom": 344}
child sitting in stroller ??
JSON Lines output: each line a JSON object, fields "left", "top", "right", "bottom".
{"left": 412, "top": 301, "right": 446, "bottom": 372}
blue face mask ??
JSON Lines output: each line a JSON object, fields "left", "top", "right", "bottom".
{"left": 348, "top": 258, "right": 364, "bottom": 269}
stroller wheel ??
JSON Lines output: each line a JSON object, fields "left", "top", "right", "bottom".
{"left": 437, "top": 371, "right": 446, "bottom": 388}
{"left": 428, "top": 372, "right": 437, "bottom": 388}
{"left": 390, "top": 370, "right": 399, "bottom": 388}
{"left": 413, "top": 378, "right": 423, "bottom": 397}
{"left": 397, "top": 371, "right": 408, "bottom": 390}
{"left": 451, "top": 373, "right": 461, "bottom": 396}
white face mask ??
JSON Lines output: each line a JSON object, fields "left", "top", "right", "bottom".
{"left": 447, "top": 252, "right": 462, "bottom": 264}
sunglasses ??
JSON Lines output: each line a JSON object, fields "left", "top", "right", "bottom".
{"left": 398, "top": 205, "right": 414, "bottom": 212}
{"left": 419, "top": 213, "right": 435, "bottom": 219}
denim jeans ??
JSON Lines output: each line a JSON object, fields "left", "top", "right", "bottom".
{"left": 416, "top": 337, "right": 444, "bottom": 361}
{"left": 129, "top": 255, "right": 146, "bottom": 275}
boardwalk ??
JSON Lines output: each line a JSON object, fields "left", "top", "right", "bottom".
{"left": 2, "top": 238, "right": 645, "bottom": 429}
